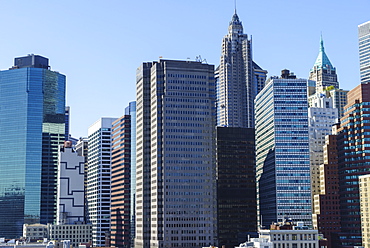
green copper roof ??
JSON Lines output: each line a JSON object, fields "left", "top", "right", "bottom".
{"left": 312, "top": 36, "right": 334, "bottom": 71}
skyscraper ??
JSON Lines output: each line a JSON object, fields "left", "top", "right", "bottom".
{"left": 216, "top": 12, "right": 267, "bottom": 128}
{"left": 335, "top": 83, "right": 370, "bottom": 247}
{"left": 135, "top": 59, "right": 217, "bottom": 248}
{"left": 255, "top": 70, "right": 312, "bottom": 227}
{"left": 359, "top": 21, "right": 370, "bottom": 84}
{"left": 309, "top": 37, "right": 339, "bottom": 89}
{"left": 87, "top": 117, "right": 117, "bottom": 247}
{"left": 111, "top": 114, "right": 131, "bottom": 248}
{"left": 0, "top": 54, "right": 66, "bottom": 238}
{"left": 216, "top": 127, "right": 257, "bottom": 248}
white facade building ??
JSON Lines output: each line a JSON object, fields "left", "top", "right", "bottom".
{"left": 57, "top": 141, "right": 85, "bottom": 225}
{"left": 87, "top": 118, "right": 116, "bottom": 247}
{"left": 308, "top": 93, "right": 338, "bottom": 199}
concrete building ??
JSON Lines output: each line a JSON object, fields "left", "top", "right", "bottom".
{"left": 359, "top": 21, "right": 370, "bottom": 84}
{"left": 255, "top": 70, "right": 312, "bottom": 227}
{"left": 309, "top": 37, "right": 339, "bottom": 90}
{"left": 48, "top": 224, "right": 92, "bottom": 248}
{"left": 259, "top": 220, "right": 319, "bottom": 248}
{"left": 57, "top": 141, "right": 85, "bottom": 225}
{"left": 360, "top": 174, "right": 370, "bottom": 248}
{"left": 0, "top": 54, "right": 66, "bottom": 238}
{"left": 308, "top": 93, "right": 338, "bottom": 204}
{"left": 216, "top": 11, "right": 267, "bottom": 128}
{"left": 216, "top": 127, "right": 257, "bottom": 248}
{"left": 87, "top": 118, "right": 117, "bottom": 247}
{"left": 135, "top": 59, "right": 217, "bottom": 248}
{"left": 110, "top": 113, "right": 132, "bottom": 248}
{"left": 23, "top": 224, "right": 48, "bottom": 241}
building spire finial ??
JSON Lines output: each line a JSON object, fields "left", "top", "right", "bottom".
{"left": 320, "top": 32, "right": 324, "bottom": 52}
{"left": 234, "top": 0, "right": 237, "bottom": 14}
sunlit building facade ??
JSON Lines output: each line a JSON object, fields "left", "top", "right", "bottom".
{"left": 0, "top": 54, "right": 66, "bottom": 238}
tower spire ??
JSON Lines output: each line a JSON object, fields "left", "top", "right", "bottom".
{"left": 234, "top": 0, "right": 237, "bottom": 14}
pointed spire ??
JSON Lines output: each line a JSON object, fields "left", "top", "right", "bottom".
{"left": 312, "top": 34, "right": 333, "bottom": 71}
{"left": 234, "top": 0, "right": 237, "bottom": 15}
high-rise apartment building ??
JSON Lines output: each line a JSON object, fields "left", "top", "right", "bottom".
{"left": 309, "top": 37, "right": 339, "bottom": 89}
{"left": 255, "top": 70, "right": 312, "bottom": 227}
{"left": 336, "top": 83, "right": 370, "bottom": 247}
{"left": 135, "top": 59, "right": 217, "bottom": 248}
{"left": 359, "top": 21, "right": 370, "bottom": 84}
{"left": 125, "top": 101, "right": 137, "bottom": 248}
{"left": 111, "top": 114, "right": 131, "bottom": 248}
{"left": 326, "top": 88, "right": 348, "bottom": 119}
{"left": 57, "top": 141, "right": 85, "bottom": 225}
{"left": 216, "top": 127, "right": 257, "bottom": 248}
{"left": 216, "top": 12, "right": 267, "bottom": 128}
{"left": 87, "top": 117, "right": 117, "bottom": 247}
{"left": 0, "top": 54, "right": 66, "bottom": 238}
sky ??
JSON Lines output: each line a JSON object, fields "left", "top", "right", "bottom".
{"left": 0, "top": 1, "right": 369, "bottom": 137}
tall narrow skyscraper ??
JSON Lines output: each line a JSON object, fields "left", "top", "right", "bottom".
{"left": 359, "top": 21, "right": 370, "bottom": 84}
{"left": 87, "top": 117, "right": 117, "bottom": 247}
{"left": 255, "top": 70, "right": 312, "bottom": 227}
{"left": 217, "top": 12, "right": 267, "bottom": 128}
{"left": 0, "top": 54, "right": 66, "bottom": 238}
{"left": 135, "top": 59, "right": 217, "bottom": 248}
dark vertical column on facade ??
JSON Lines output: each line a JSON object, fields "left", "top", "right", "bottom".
{"left": 111, "top": 115, "right": 131, "bottom": 248}
{"left": 216, "top": 127, "right": 257, "bottom": 248}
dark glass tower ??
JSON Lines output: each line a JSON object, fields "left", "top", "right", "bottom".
{"left": 0, "top": 54, "right": 66, "bottom": 238}
{"left": 216, "top": 127, "right": 257, "bottom": 248}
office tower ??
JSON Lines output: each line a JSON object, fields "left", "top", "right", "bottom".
{"left": 111, "top": 114, "right": 131, "bottom": 248}
{"left": 255, "top": 70, "right": 312, "bottom": 227}
{"left": 309, "top": 37, "right": 339, "bottom": 89}
{"left": 75, "top": 137, "right": 89, "bottom": 223}
{"left": 312, "top": 134, "right": 341, "bottom": 248}
{"left": 359, "top": 21, "right": 370, "bottom": 84}
{"left": 217, "top": 11, "right": 267, "bottom": 128}
{"left": 360, "top": 174, "right": 370, "bottom": 248}
{"left": 0, "top": 54, "right": 66, "bottom": 238}
{"left": 87, "top": 117, "right": 117, "bottom": 247}
{"left": 135, "top": 59, "right": 217, "bottom": 248}
{"left": 216, "top": 127, "right": 257, "bottom": 248}
{"left": 125, "top": 101, "right": 137, "bottom": 247}
{"left": 336, "top": 83, "right": 370, "bottom": 247}
{"left": 308, "top": 93, "right": 338, "bottom": 202}
{"left": 57, "top": 141, "right": 85, "bottom": 225}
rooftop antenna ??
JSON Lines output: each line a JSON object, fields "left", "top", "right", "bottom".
{"left": 234, "top": 0, "right": 237, "bottom": 14}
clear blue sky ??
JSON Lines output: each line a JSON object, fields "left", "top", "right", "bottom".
{"left": 0, "top": 1, "right": 369, "bottom": 137}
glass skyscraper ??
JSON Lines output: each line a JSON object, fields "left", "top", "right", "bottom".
{"left": 0, "top": 54, "right": 66, "bottom": 238}
{"left": 359, "top": 21, "right": 370, "bottom": 84}
{"left": 255, "top": 70, "right": 312, "bottom": 227}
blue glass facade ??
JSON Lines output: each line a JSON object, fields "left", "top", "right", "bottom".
{"left": 255, "top": 74, "right": 312, "bottom": 227}
{"left": 0, "top": 57, "right": 65, "bottom": 238}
